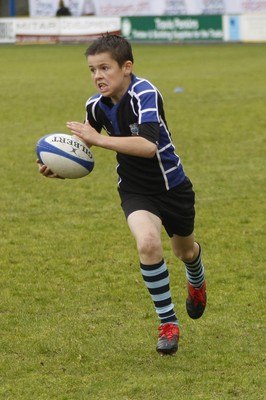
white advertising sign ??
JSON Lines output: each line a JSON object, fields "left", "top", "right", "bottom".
{"left": 28, "top": 0, "right": 266, "bottom": 16}
{"left": 29, "top": 0, "right": 59, "bottom": 17}
{"left": 87, "top": 0, "right": 266, "bottom": 16}
{"left": 28, "top": 0, "right": 85, "bottom": 17}
{"left": 15, "top": 18, "right": 59, "bottom": 35}
{"left": 224, "top": 0, "right": 266, "bottom": 13}
{"left": 88, "top": 0, "right": 154, "bottom": 16}
{"left": 241, "top": 14, "right": 266, "bottom": 41}
{"left": 0, "top": 19, "right": 16, "bottom": 43}
{"left": 240, "top": 0, "right": 266, "bottom": 12}
{"left": 59, "top": 16, "right": 120, "bottom": 35}
{"left": 186, "top": 0, "right": 225, "bottom": 15}
{"left": 65, "top": 0, "right": 86, "bottom": 16}
{"left": 14, "top": 16, "right": 120, "bottom": 43}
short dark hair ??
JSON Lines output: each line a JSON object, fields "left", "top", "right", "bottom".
{"left": 85, "top": 34, "right": 134, "bottom": 67}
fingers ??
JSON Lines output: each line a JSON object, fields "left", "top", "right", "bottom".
{"left": 36, "top": 159, "right": 64, "bottom": 179}
{"left": 66, "top": 121, "right": 83, "bottom": 134}
{"left": 66, "top": 121, "right": 92, "bottom": 135}
{"left": 39, "top": 164, "right": 54, "bottom": 177}
{"left": 66, "top": 120, "right": 98, "bottom": 148}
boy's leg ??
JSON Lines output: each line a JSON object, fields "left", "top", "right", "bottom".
{"left": 127, "top": 210, "right": 179, "bottom": 354}
{"left": 127, "top": 209, "right": 163, "bottom": 265}
{"left": 170, "top": 234, "right": 207, "bottom": 319}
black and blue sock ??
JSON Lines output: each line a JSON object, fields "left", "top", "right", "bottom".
{"left": 184, "top": 244, "right": 205, "bottom": 288}
{"left": 140, "top": 260, "right": 178, "bottom": 325}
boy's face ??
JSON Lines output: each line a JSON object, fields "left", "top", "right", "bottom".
{"left": 88, "top": 52, "right": 133, "bottom": 104}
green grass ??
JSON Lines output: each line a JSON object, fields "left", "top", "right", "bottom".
{"left": 0, "top": 43, "right": 265, "bottom": 399}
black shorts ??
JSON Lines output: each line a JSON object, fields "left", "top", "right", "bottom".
{"left": 118, "top": 177, "right": 195, "bottom": 237}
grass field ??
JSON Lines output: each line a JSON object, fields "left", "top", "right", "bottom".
{"left": 0, "top": 42, "right": 265, "bottom": 399}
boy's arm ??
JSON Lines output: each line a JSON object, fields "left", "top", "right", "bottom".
{"left": 66, "top": 121, "right": 157, "bottom": 158}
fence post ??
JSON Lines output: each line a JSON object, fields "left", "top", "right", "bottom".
{"left": 9, "top": 0, "right": 16, "bottom": 16}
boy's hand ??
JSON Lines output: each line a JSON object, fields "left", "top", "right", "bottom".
{"left": 36, "top": 159, "right": 65, "bottom": 179}
{"left": 66, "top": 121, "right": 99, "bottom": 147}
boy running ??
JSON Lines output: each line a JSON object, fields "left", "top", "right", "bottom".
{"left": 39, "top": 34, "right": 207, "bottom": 356}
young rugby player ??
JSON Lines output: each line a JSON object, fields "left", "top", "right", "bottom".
{"left": 39, "top": 34, "right": 207, "bottom": 356}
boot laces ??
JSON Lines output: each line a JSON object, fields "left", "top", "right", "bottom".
{"left": 188, "top": 283, "right": 206, "bottom": 306}
{"left": 158, "top": 324, "right": 179, "bottom": 340}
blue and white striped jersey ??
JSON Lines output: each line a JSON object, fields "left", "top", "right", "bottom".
{"left": 85, "top": 74, "right": 185, "bottom": 194}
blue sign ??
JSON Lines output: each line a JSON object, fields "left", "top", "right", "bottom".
{"left": 229, "top": 16, "right": 240, "bottom": 41}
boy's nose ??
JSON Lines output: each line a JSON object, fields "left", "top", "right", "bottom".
{"left": 94, "top": 69, "right": 102, "bottom": 79}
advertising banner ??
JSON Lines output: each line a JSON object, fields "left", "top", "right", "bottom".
{"left": 241, "top": 14, "right": 266, "bottom": 41}
{"left": 14, "top": 17, "right": 120, "bottom": 44}
{"left": 63, "top": 0, "right": 86, "bottom": 16}
{"left": 15, "top": 17, "right": 59, "bottom": 43}
{"left": 85, "top": 0, "right": 266, "bottom": 16}
{"left": 28, "top": 0, "right": 266, "bottom": 16}
{"left": 58, "top": 16, "right": 121, "bottom": 42}
{"left": 121, "top": 16, "right": 223, "bottom": 42}
{"left": 28, "top": 0, "right": 85, "bottom": 17}
{"left": 240, "top": 0, "right": 266, "bottom": 13}
{"left": 28, "top": 0, "right": 59, "bottom": 17}
{"left": 0, "top": 19, "right": 16, "bottom": 43}
{"left": 90, "top": 0, "right": 226, "bottom": 16}
{"left": 93, "top": 0, "right": 185, "bottom": 16}
{"left": 186, "top": 0, "right": 226, "bottom": 15}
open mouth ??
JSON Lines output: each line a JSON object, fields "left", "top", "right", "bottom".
{"left": 98, "top": 82, "right": 108, "bottom": 92}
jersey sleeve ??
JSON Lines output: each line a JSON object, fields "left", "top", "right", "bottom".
{"left": 138, "top": 122, "right": 160, "bottom": 144}
{"left": 136, "top": 84, "right": 161, "bottom": 125}
{"left": 85, "top": 96, "right": 102, "bottom": 133}
{"left": 132, "top": 81, "right": 162, "bottom": 144}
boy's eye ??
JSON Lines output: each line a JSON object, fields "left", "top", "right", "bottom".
{"left": 89, "top": 66, "right": 109, "bottom": 73}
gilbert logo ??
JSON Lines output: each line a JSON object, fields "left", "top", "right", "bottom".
{"left": 129, "top": 123, "right": 139, "bottom": 135}
{"left": 51, "top": 136, "right": 93, "bottom": 159}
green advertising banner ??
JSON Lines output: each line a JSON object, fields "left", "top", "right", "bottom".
{"left": 121, "top": 16, "right": 223, "bottom": 42}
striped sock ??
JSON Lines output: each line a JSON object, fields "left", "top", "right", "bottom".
{"left": 140, "top": 260, "right": 178, "bottom": 325}
{"left": 184, "top": 244, "right": 205, "bottom": 288}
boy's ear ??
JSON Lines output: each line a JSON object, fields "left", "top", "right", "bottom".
{"left": 123, "top": 60, "right": 133, "bottom": 75}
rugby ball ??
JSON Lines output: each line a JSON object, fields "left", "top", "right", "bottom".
{"left": 36, "top": 133, "right": 94, "bottom": 179}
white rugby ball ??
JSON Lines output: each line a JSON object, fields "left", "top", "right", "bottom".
{"left": 36, "top": 133, "right": 94, "bottom": 179}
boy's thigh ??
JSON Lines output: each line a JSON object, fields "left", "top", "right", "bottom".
{"left": 127, "top": 209, "right": 162, "bottom": 240}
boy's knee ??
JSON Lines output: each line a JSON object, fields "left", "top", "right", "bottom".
{"left": 173, "top": 245, "right": 198, "bottom": 263}
{"left": 137, "top": 233, "right": 162, "bottom": 259}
